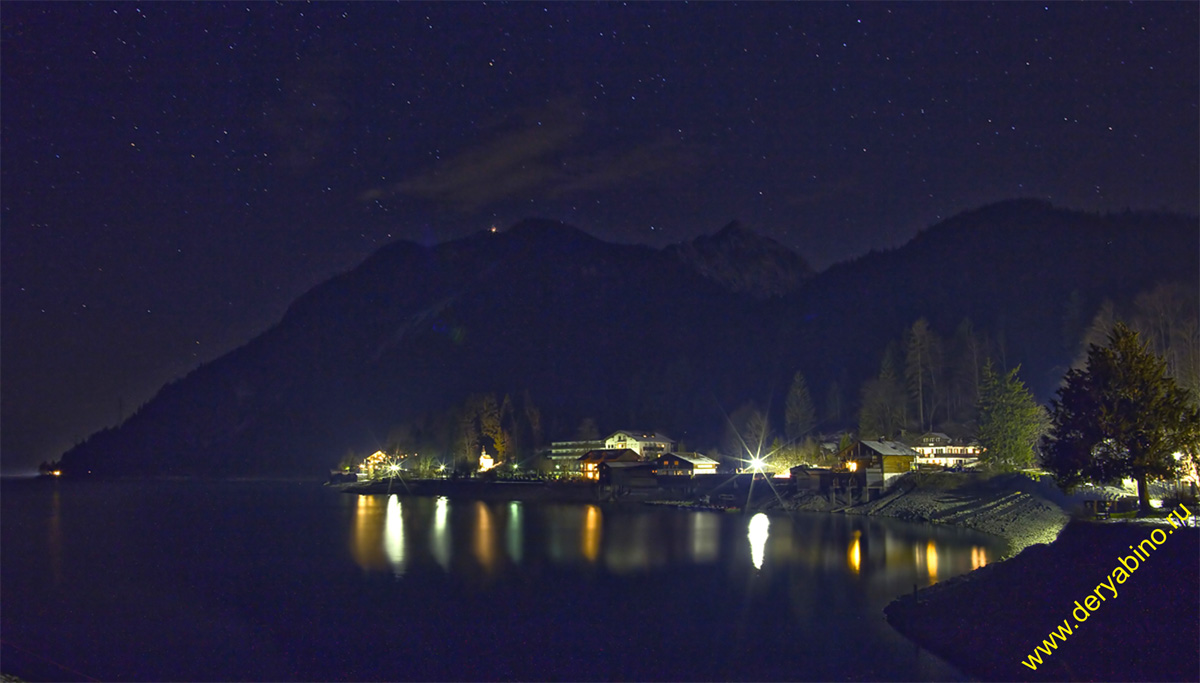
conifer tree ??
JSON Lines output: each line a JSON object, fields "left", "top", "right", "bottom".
{"left": 977, "top": 361, "right": 1043, "bottom": 471}
{"left": 785, "top": 370, "right": 817, "bottom": 441}
{"left": 1043, "top": 322, "right": 1200, "bottom": 514}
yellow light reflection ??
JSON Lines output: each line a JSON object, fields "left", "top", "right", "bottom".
{"left": 383, "top": 495, "right": 406, "bottom": 577}
{"left": 971, "top": 545, "right": 988, "bottom": 570}
{"left": 351, "top": 495, "right": 388, "bottom": 571}
{"left": 927, "top": 540, "right": 939, "bottom": 583}
{"left": 582, "top": 504, "right": 601, "bottom": 563}
{"left": 473, "top": 501, "right": 497, "bottom": 573}
{"left": 848, "top": 530, "right": 861, "bottom": 575}
{"left": 748, "top": 513, "right": 769, "bottom": 570}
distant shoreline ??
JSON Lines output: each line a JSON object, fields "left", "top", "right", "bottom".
{"left": 338, "top": 471, "right": 1074, "bottom": 556}
{"left": 336, "top": 477, "right": 605, "bottom": 503}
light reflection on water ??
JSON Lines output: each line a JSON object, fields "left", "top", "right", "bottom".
{"left": 927, "top": 539, "right": 939, "bottom": 583}
{"left": 1, "top": 481, "right": 1007, "bottom": 682}
{"left": 431, "top": 495, "right": 450, "bottom": 571}
{"left": 582, "top": 504, "right": 601, "bottom": 563}
{"left": 848, "top": 529, "right": 862, "bottom": 575}
{"left": 690, "top": 510, "right": 719, "bottom": 563}
{"left": 473, "top": 500, "right": 497, "bottom": 574}
{"left": 506, "top": 501, "right": 522, "bottom": 564}
{"left": 748, "top": 512, "right": 769, "bottom": 570}
{"left": 384, "top": 495, "right": 405, "bottom": 577}
{"left": 350, "top": 495, "right": 997, "bottom": 592}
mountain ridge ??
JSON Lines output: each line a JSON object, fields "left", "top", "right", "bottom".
{"left": 57, "top": 201, "right": 1198, "bottom": 477}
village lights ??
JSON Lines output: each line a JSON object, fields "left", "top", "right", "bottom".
{"left": 749, "top": 456, "right": 766, "bottom": 472}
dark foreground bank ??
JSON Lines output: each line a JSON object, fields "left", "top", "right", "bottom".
{"left": 886, "top": 518, "right": 1199, "bottom": 681}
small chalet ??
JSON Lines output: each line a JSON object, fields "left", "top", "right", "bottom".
{"left": 909, "top": 432, "right": 982, "bottom": 469}
{"left": 603, "top": 431, "right": 675, "bottom": 459}
{"left": 578, "top": 448, "right": 640, "bottom": 480}
{"left": 651, "top": 452, "right": 720, "bottom": 477}
{"left": 600, "top": 461, "right": 659, "bottom": 489}
{"left": 839, "top": 440, "right": 918, "bottom": 490}
{"left": 788, "top": 466, "right": 836, "bottom": 491}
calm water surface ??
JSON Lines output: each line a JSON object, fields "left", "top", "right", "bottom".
{"left": 1, "top": 479, "right": 1003, "bottom": 681}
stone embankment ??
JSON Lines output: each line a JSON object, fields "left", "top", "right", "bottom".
{"left": 773, "top": 471, "right": 1072, "bottom": 557}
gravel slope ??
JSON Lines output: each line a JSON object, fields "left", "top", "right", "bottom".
{"left": 775, "top": 471, "right": 1071, "bottom": 556}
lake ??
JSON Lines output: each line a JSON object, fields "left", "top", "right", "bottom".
{"left": 1, "top": 478, "right": 1004, "bottom": 681}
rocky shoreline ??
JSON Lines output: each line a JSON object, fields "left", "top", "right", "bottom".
{"left": 781, "top": 472, "right": 1072, "bottom": 557}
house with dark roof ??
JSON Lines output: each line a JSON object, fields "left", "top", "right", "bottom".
{"left": 651, "top": 452, "right": 719, "bottom": 477}
{"left": 578, "top": 448, "right": 640, "bottom": 480}
{"left": 600, "top": 461, "right": 659, "bottom": 490}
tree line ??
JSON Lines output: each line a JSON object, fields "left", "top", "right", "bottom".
{"left": 339, "top": 279, "right": 1197, "bottom": 507}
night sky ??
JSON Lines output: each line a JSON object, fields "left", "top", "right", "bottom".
{"left": 2, "top": 2, "right": 1197, "bottom": 473}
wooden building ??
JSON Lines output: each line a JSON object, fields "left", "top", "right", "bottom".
{"left": 651, "top": 452, "right": 719, "bottom": 477}
{"left": 600, "top": 461, "right": 659, "bottom": 490}
{"left": 838, "top": 440, "right": 918, "bottom": 491}
{"left": 578, "top": 448, "right": 640, "bottom": 480}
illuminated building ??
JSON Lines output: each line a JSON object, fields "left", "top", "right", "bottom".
{"left": 603, "top": 431, "right": 675, "bottom": 459}
{"left": 478, "top": 447, "right": 495, "bottom": 472}
{"left": 910, "top": 432, "right": 982, "bottom": 469}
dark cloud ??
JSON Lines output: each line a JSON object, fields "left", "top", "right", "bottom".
{"left": 374, "top": 98, "right": 694, "bottom": 212}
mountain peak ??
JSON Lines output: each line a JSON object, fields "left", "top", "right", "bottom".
{"left": 665, "top": 222, "right": 814, "bottom": 298}
{"left": 504, "top": 217, "right": 580, "bottom": 237}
